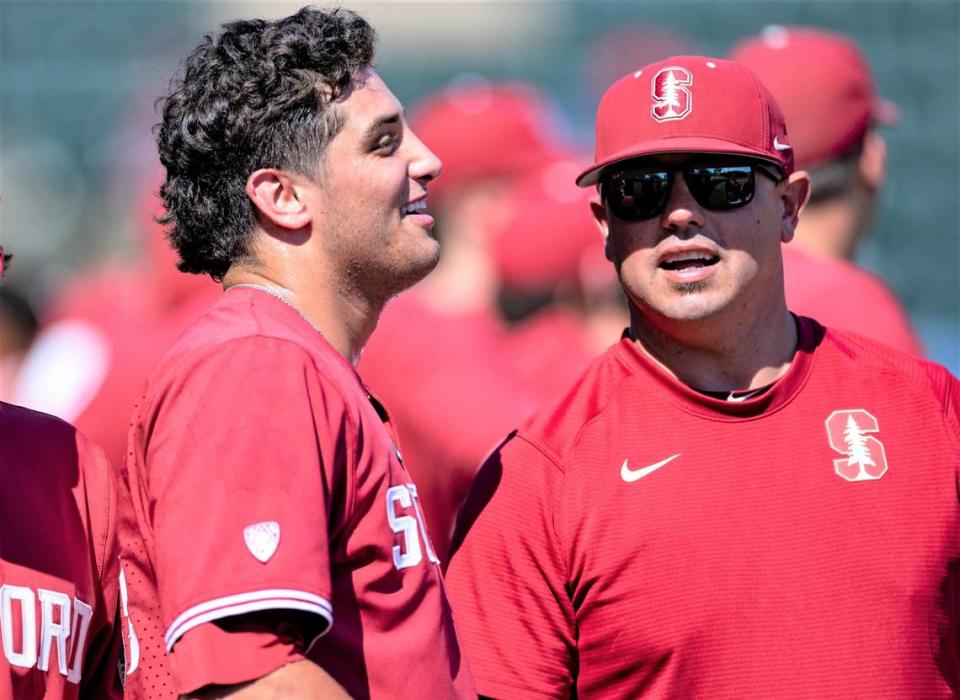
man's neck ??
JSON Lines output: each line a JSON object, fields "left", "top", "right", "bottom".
{"left": 223, "top": 267, "right": 381, "bottom": 367}
{"left": 790, "top": 200, "right": 862, "bottom": 261}
{"left": 630, "top": 306, "right": 799, "bottom": 393}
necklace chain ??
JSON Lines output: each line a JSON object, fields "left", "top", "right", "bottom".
{"left": 226, "top": 283, "right": 324, "bottom": 336}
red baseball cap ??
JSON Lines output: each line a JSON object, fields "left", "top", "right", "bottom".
{"left": 412, "top": 79, "right": 574, "bottom": 198}
{"left": 730, "top": 26, "right": 899, "bottom": 168}
{"left": 492, "top": 159, "right": 607, "bottom": 293}
{"left": 576, "top": 55, "right": 793, "bottom": 187}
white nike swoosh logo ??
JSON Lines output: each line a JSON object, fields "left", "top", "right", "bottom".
{"left": 620, "top": 454, "right": 681, "bottom": 482}
{"left": 773, "top": 136, "right": 792, "bottom": 151}
{"left": 726, "top": 387, "right": 766, "bottom": 403}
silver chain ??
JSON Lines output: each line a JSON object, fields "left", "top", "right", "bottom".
{"left": 226, "top": 283, "right": 324, "bottom": 336}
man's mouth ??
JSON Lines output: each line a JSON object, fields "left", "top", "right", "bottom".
{"left": 659, "top": 251, "right": 719, "bottom": 271}
{"left": 401, "top": 199, "right": 427, "bottom": 216}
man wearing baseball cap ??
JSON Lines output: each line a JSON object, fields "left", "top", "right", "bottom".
{"left": 447, "top": 55, "right": 960, "bottom": 698}
{"left": 731, "top": 26, "right": 922, "bottom": 355}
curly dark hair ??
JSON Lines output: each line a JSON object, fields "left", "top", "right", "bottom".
{"left": 155, "top": 6, "right": 377, "bottom": 280}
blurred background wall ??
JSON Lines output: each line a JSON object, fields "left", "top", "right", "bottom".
{"left": 1, "top": 0, "right": 957, "bottom": 372}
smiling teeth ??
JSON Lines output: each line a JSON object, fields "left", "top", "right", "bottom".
{"left": 663, "top": 251, "right": 714, "bottom": 263}
{"left": 401, "top": 200, "right": 427, "bottom": 215}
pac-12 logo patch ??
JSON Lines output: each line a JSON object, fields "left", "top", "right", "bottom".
{"left": 824, "top": 409, "right": 888, "bottom": 482}
{"left": 651, "top": 67, "right": 693, "bottom": 122}
{"left": 243, "top": 521, "right": 281, "bottom": 563}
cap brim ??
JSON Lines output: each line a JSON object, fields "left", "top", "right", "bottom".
{"left": 575, "top": 136, "right": 788, "bottom": 187}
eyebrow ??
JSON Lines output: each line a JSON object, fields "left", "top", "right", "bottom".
{"left": 361, "top": 112, "right": 402, "bottom": 141}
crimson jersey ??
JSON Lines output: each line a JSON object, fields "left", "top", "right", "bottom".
{"left": 783, "top": 245, "right": 923, "bottom": 356}
{"left": 0, "top": 403, "right": 121, "bottom": 699}
{"left": 117, "top": 287, "right": 474, "bottom": 698}
{"left": 447, "top": 317, "right": 960, "bottom": 699}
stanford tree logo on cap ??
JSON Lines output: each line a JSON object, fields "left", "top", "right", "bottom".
{"left": 651, "top": 67, "right": 692, "bottom": 122}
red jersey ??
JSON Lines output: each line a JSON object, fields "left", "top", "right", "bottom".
{"left": 783, "top": 245, "right": 923, "bottom": 355}
{"left": 0, "top": 403, "right": 121, "bottom": 699}
{"left": 117, "top": 287, "right": 474, "bottom": 698}
{"left": 448, "top": 317, "right": 960, "bottom": 698}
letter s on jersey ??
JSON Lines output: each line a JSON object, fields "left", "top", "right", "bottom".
{"left": 0, "top": 583, "right": 93, "bottom": 683}
{"left": 386, "top": 483, "right": 440, "bottom": 570}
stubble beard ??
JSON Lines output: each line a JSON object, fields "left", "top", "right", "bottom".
{"left": 673, "top": 280, "right": 710, "bottom": 294}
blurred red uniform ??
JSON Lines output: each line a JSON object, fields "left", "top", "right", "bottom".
{"left": 15, "top": 193, "right": 218, "bottom": 467}
{"left": 730, "top": 27, "right": 921, "bottom": 354}
{"left": 492, "top": 159, "right": 627, "bottom": 402}
{"left": 0, "top": 402, "right": 122, "bottom": 699}
{"left": 783, "top": 245, "right": 921, "bottom": 354}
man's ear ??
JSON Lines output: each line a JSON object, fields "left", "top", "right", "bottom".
{"left": 589, "top": 194, "right": 615, "bottom": 263}
{"left": 858, "top": 130, "right": 887, "bottom": 191}
{"left": 779, "top": 171, "right": 811, "bottom": 244}
{"left": 245, "top": 169, "right": 313, "bottom": 230}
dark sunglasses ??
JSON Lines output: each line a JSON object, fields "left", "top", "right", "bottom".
{"left": 600, "top": 159, "right": 785, "bottom": 221}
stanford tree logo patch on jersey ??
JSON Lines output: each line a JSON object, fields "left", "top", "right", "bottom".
{"left": 651, "top": 67, "right": 693, "bottom": 122}
{"left": 824, "top": 409, "right": 889, "bottom": 482}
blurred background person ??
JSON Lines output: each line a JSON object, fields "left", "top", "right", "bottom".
{"left": 731, "top": 25, "right": 924, "bottom": 355}
{"left": 492, "top": 158, "right": 627, "bottom": 402}
{"left": 0, "top": 283, "right": 38, "bottom": 400}
{"left": 13, "top": 184, "right": 217, "bottom": 469}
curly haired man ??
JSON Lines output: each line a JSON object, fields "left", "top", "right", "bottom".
{"left": 116, "top": 7, "right": 475, "bottom": 699}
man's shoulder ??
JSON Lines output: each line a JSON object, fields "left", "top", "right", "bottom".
{"left": 151, "top": 290, "right": 350, "bottom": 395}
{"left": 819, "top": 325, "right": 955, "bottom": 403}
{"left": 515, "top": 340, "right": 638, "bottom": 464}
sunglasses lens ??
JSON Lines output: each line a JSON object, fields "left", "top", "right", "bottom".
{"left": 684, "top": 166, "right": 755, "bottom": 210}
{"left": 605, "top": 170, "right": 671, "bottom": 220}
{"left": 603, "top": 163, "right": 767, "bottom": 219}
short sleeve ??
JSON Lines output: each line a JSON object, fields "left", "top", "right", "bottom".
{"left": 447, "top": 435, "right": 576, "bottom": 699}
{"left": 145, "top": 337, "right": 344, "bottom": 692}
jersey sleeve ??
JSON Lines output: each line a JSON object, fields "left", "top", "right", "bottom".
{"left": 75, "top": 431, "right": 124, "bottom": 699}
{"left": 446, "top": 434, "right": 576, "bottom": 699}
{"left": 144, "top": 337, "right": 347, "bottom": 693}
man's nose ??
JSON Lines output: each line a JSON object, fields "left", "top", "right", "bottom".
{"left": 660, "top": 173, "right": 706, "bottom": 232}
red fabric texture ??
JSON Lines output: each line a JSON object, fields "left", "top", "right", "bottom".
{"left": 0, "top": 403, "right": 122, "bottom": 699}
{"left": 448, "top": 317, "right": 960, "bottom": 698}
